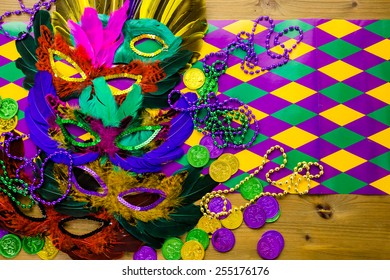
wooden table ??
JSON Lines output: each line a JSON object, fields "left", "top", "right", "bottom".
{"left": 1, "top": 0, "right": 390, "bottom": 260}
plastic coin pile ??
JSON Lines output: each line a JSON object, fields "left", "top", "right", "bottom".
{"left": 181, "top": 240, "right": 205, "bottom": 260}
{"left": 37, "top": 237, "right": 59, "bottom": 260}
{"left": 186, "top": 228, "right": 210, "bottom": 250}
{"left": 209, "top": 153, "right": 239, "bottom": 182}
{"left": 256, "top": 195, "right": 281, "bottom": 223}
{"left": 199, "top": 135, "right": 224, "bottom": 159}
{"left": 22, "top": 235, "right": 45, "bottom": 255}
{"left": 0, "top": 97, "right": 18, "bottom": 120}
{"left": 220, "top": 205, "right": 243, "bottom": 230}
{"left": 208, "top": 196, "right": 232, "bottom": 220}
{"left": 196, "top": 216, "right": 222, "bottom": 236}
{"left": 257, "top": 230, "right": 284, "bottom": 260}
{"left": 211, "top": 228, "right": 235, "bottom": 253}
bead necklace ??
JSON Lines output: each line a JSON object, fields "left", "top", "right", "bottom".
{"left": 200, "top": 145, "right": 324, "bottom": 218}
{"left": 169, "top": 16, "right": 303, "bottom": 149}
{"left": 0, "top": 0, "right": 56, "bottom": 41}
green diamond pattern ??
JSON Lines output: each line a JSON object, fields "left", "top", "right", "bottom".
{"left": 321, "top": 127, "right": 364, "bottom": 149}
{"left": 322, "top": 173, "right": 366, "bottom": 193}
{"left": 273, "top": 150, "right": 318, "bottom": 170}
{"left": 370, "top": 152, "right": 390, "bottom": 171}
{"left": 270, "top": 60, "right": 315, "bottom": 81}
{"left": 224, "top": 83, "right": 267, "bottom": 103}
{"left": 243, "top": 131, "right": 268, "bottom": 146}
{"left": 271, "top": 104, "right": 316, "bottom": 125}
{"left": 232, "top": 44, "right": 266, "bottom": 59}
{"left": 318, "top": 39, "right": 361, "bottom": 60}
{"left": 207, "top": 23, "right": 219, "bottom": 34}
{"left": 368, "top": 105, "right": 390, "bottom": 126}
{"left": 0, "top": 62, "right": 25, "bottom": 82}
{"left": 365, "top": 20, "right": 390, "bottom": 38}
{"left": 366, "top": 61, "right": 390, "bottom": 81}
{"left": 275, "top": 20, "right": 315, "bottom": 38}
{"left": 320, "top": 82, "right": 364, "bottom": 103}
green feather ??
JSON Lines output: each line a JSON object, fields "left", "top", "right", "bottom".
{"left": 137, "top": 204, "right": 202, "bottom": 239}
{"left": 159, "top": 50, "right": 192, "bottom": 77}
{"left": 180, "top": 170, "right": 218, "bottom": 204}
{"left": 33, "top": 10, "right": 53, "bottom": 46}
{"left": 79, "top": 77, "right": 120, "bottom": 127}
{"left": 35, "top": 159, "right": 91, "bottom": 217}
{"left": 115, "top": 214, "right": 164, "bottom": 248}
{"left": 116, "top": 84, "right": 143, "bottom": 120}
{"left": 15, "top": 34, "right": 38, "bottom": 70}
{"left": 142, "top": 91, "right": 180, "bottom": 108}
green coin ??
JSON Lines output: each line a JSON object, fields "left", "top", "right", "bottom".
{"left": 162, "top": 237, "right": 183, "bottom": 260}
{"left": 0, "top": 234, "right": 22, "bottom": 259}
{"left": 0, "top": 98, "right": 19, "bottom": 120}
{"left": 22, "top": 235, "right": 45, "bottom": 255}
{"left": 187, "top": 145, "right": 210, "bottom": 168}
{"left": 266, "top": 209, "right": 281, "bottom": 223}
{"left": 239, "top": 177, "right": 263, "bottom": 200}
{"left": 186, "top": 228, "right": 210, "bottom": 250}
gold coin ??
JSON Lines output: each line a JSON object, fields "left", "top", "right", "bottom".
{"left": 37, "top": 237, "right": 59, "bottom": 260}
{"left": 221, "top": 206, "right": 243, "bottom": 229}
{"left": 209, "top": 160, "right": 231, "bottom": 182}
{"left": 197, "top": 216, "right": 222, "bottom": 236}
{"left": 183, "top": 68, "right": 206, "bottom": 90}
{"left": 0, "top": 115, "right": 18, "bottom": 132}
{"left": 180, "top": 240, "right": 205, "bottom": 260}
{"left": 218, "top": 153, "right": 239, "bottom": 175}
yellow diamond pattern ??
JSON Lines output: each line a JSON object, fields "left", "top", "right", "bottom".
{"left": 0, "top": 41, "right": 20, "bottom": 61}
{"left": 234, "top": 149, "right": 265, "bottom": 172}
{"left": 270, "top": 41, "right": 315, "bottom": 60}
{"left": 198, "top": 41, "right": 220, "bottom": 60}
{"left": 318, "top": 60, "right": 363, "bottom": 81}
{"left": 366, "top": 83, "right": 390, "bottom": 104}
{"left": 247, "top": 106, "right": 268, "bottom": 121}
{"left": 274, "top": 173, "right": 320, "bottom": 194}
{"left": 317, "top": 19, "right": 361, "bottom": 38}
{"left": 226, "top": 63, "right": 267, "bottom": 82}
{"left": 321, "top": 150, "right": 366, "bottom": 172}
{"left": 271, "top": 82, "right": 316, "bottom": 103}
{"left": 370, "top": 175, "right": 390, "bottom": 195}
{"left": 223, "top": 20, "right": 267, "bottom": 35}
{"left": 0, "top": 83, "right": 28, "bottom": 101}
{"left": 364, "top": 39, "right": 390, "bottom": 60}
{"left": 368, "top": 127, "right": 390, "bottom": 149}
{"left": 185, "top": 130, "right": 204, "bottom": 146}
{"left": 271, "top": 127, "right": 317, "bottom": 149}
{"left": 320, "top": 104, "right": 364, "bottom": 126}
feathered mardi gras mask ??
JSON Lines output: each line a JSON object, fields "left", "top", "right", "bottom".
{"left": 0, "top": 0, "right": 214, "bottom": 260}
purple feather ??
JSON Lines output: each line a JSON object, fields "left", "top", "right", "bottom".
{"left": 127, "top": 0, "right": 142, "bottom": 19}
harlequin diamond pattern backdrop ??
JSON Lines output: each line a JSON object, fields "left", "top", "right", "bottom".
{"left": 0, "top": 19, "right": 389, "bottom": 194}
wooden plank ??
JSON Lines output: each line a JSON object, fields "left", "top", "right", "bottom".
{"left": 1, "top": 0, "right": 390, "bottom": 260}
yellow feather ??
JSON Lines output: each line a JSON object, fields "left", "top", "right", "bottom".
{"left": 161, "top": 0, "right": 184, "bottom": 24}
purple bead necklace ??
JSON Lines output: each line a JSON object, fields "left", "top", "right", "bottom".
{"left": 0, "top": 0, "right": 56, "bottom": 40}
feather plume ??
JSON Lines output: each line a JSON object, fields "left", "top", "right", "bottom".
{"left": 33, "top": 10, "right": 53, "bottom": 46}
{"left": 116, "top": 84, "right": 143, "bottom": 120}
{"left": 79, "top": 77, "right": 120, "bottom": 127}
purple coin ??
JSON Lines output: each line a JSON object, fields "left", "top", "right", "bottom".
{"left": 243, "top": 204, "right": 266, "bottom": 229}
{"left": 0, "top": 228, "right": 9, "bottom": 239}
{"left": 199, "top": 135, "right": 224, "bottom": 159}
{"left": 257, "top": 230, "right": 284, "bottom": 260}
{"left": 133, "top": 246, "right": 157, "bottom": 260}
{"left": 262, "top": 230, "right": 285, "bottom": 248}
{"left": 256, "top": 196, "right": 279, "bottom": 220}
{"left": 211, "top": 228, "right": 235, "bottom": 253}
{"left": 208, "top": 197, "right": 232, "bottom": 220}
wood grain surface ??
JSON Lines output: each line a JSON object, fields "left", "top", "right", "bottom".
{"left": 1, "top": 0, "right": 390, "bottom": 260}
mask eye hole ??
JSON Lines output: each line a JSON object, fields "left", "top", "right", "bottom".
{"left": 104, "top": 73, "right": 142, "bottom": 96}
{"left": 49, "top": 49, "right": 87, "bottom": 82}
{"left": 72, "top": 166, "right": 108, "bottom": 197}
{"left": 115, "top": 125, "right": 162, "bottom": 151}
{"left": 130, "top": 34, "right": 168, "bottom": 58}
{"left": 56, "top": 117, "right": 101, "bottom": 148}
{"left": 118, "top": 188, "right": 166, "bottom": 211}
{"left": 58, "top": 217, "right": 109, "bottom": 239}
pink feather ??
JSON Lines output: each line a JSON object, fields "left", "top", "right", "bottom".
{"left": 68, "top": 0, "right": 130, "bottom": 68}
{"left": 68, "top": 20, "right": 95, "bottom": 64}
